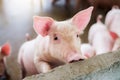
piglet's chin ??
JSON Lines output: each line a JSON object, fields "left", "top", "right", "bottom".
{"left": 66, "top": 53, "right": 86, "bottom": 63}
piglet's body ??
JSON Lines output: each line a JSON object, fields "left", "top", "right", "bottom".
{"left": 105, "top": 6, "right": 120, "bottom": 37}
{"left": 112, "top": 38, "right": 120, "bottom": 51}
{"left": 88, "top": 15, "right": 114, "bottom": 55}
{"left": 81, "top": 43, "right": 95, "bottom": 58}
{"left": 18, "top": 7, "right": 93, "bottom": 76}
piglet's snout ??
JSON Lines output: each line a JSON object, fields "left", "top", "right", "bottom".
{"left": 67, "top": 53, "right": 85, "bottom": 63}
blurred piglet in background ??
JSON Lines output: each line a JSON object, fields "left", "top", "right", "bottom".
{"left": 88, "top": 15, "right": 116, "bottom": 55}
{"left": 18, "top": 7, "right": 93, "bottom": 77}
{"left": 81, "top": 43, "right": 95, "bottom": 58}
{"left": 105, "top": 6, "right": 120, "bottom": 37}
{"left": 105, "top": 6, "right": 120, "bottom": 51}
{"left": 0, "top": 43, "right": 11, "bottom": 80}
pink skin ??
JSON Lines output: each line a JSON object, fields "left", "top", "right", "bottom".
{"left": 88, "top": 15, "right": 115, "bottom": 55}
{"left": 105, "top": 6, "right": 120, "bottom": 51}
{"left": 112, "top": 38, "right": 120, "bottom": 51}
{"left": 81, "top": 43, "right": 95, "bottom": 58}
{"left": 0, "top": 42, "right": 11, "bottom": 59}
{"left": 109, "top": 31, "right": 119, "bottom": 40}
{"left": 105, "top": 6, "right": 120, "bottom": 37}
{"left": 18, "top": 7, "right": 93, "bottom": 76}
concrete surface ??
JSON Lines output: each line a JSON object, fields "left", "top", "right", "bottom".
{"left": 24, "top": 50, "right": 120, "bottom": 80}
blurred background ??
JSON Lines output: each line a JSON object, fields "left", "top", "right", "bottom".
{"left": 0, "top": 0, "right": 120, "bottom": 80}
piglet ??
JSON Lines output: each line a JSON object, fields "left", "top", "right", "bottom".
{"left": 88, "top": 15, "right": 115, "bottom": 55}
{"left": 0, "top": 43, "right": 11, "bottom": 80}
{"left": 81, "top": 43, "right": 95, "bottom": 58}
{"left": 18, "top": 7, "right": 93, "bottom": 76}
{"left": 105, "top": 6, "right": 120, "bottom": 37}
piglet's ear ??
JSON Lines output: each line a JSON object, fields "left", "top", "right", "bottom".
{"left": 72, "top": 7, "right": 93, "bottom": 32}
{"left": 1, "top": 42, "right": 11, "bottom": 56}
{"left": 33, "top": 16, "right": 54, "bottom": 37}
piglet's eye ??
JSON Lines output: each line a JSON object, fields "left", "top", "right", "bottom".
{"left": 54, "top": 36, "right": 58, "bottom": 40}
{"left": 77, "top": 34, "right": 79, "bottom": 37}
{"left": 53, "top": 34, "right": 58, "bottom": 40}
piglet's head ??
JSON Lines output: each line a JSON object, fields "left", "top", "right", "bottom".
{"left": 33, "top": 7, "right": 93, "bottom": 63}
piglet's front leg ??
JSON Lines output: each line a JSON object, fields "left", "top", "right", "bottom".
{"left": 34, "top": 57, "right": 51, "bottom": 73}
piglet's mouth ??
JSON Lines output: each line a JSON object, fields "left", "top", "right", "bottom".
{"left": 67, "top": 53, "right": 85, "bottom": 63}
{"left": 69, "top": 59, "right": 84, "bottom": 63}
